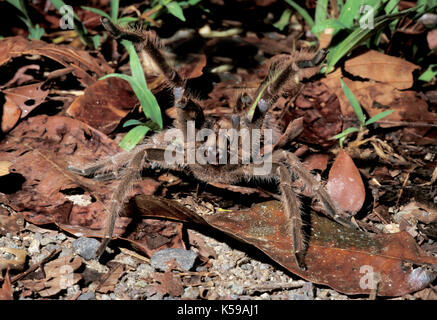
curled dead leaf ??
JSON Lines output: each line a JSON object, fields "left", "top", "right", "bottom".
{"left": 326, "top": 149, "right": 366, "bottom": 214}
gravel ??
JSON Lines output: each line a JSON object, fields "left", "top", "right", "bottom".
{"left": 77, "top": 292, "right": 96, "bottom": 300}
{"left": 72, "top": 237, "right": 100, "bottom": 260}
{"left": 150, "top": 248, "right": 198, "bottom": 271}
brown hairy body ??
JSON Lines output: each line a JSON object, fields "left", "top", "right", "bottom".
{"left": 69, "top": 18, "right": 354, "bottom": 270}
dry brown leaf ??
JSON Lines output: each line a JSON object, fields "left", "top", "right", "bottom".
{"left": 154, "top": 271, "right": 184, "bottom": 297}
{"left": 20, "top": 255, "right": 82, "bottom": 297}
{"left": 0, "top": 115, "right": 161, "bottom": 242}
{"left": 0, "top": 37, "right": 112, "bottom": 87}
{"left": 0, "top": 210, "right": 24, "bottom": 236}
{"left": 96, "top": 262, "right": 125, "bottom": 293}
{"left": 66, "top": 77, "right": 139, "bottom": 134}
{"left": 303, "top": 153, "right": 329, "bottom": 172}
{"left": 322, "top": 69, "right": 436, "bottom": 128}
{"left": 326, "top": 149, "right": 366, "bottom": 214}
{"left": 0, "top": 271, "right": 13, "bottom": 300}
{"left": 134, "top": 195, "right": 437, "bottom": 296}
{"left": 288, "top": 81, "right": 343, "bottom": 147}
{"left": 344, "top": 50, "right": 419, "bottom": 90}
{"left": 427, "top": 29, "right": 437, "bottom": 51}
{"left": 1, "top": 83, "right": 49, "bottom": 132}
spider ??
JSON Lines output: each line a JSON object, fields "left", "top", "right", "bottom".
{"left": 69, "top": 18, "right": 355, "bottom": 270}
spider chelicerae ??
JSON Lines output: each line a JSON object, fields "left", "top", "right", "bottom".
{"left": 69, "top": 18, "right": 355, "bottom": 270}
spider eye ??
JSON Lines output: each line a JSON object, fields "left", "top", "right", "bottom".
{"left": 258, "top": 99, "right": 269, "bottom": 113}
{"left": 173, "top": 87, "right": 184, "bottom": 100}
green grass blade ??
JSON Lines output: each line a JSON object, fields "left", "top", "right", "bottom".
{"left": 165, "top": 2, "right": 186, "bottom": 21}
{"left": 123, "top": 119, "right": 145, "bottom": 128}
{"left": 337, "top": 0, "right": 361, "bottom": 28}
{"left": 340, "top": 79, "right": 365, "bottom": 125}
{"left": 326, "top": 8, "right": 417, "bottom": 72}
{"left": 315, "top": 0, "right": 328, "bottom": 26}
{"left": 110, "top": 0, "right": 119, "bottom": 22}
{"left": 365, "top": 110, "right": 394, "bottom": 126}
{"left": 273, "top": 8, "right": 292, "bottom": 31}
{"left": 121, "top": 40, "right": 147, "bottom": 86}
{"left": 283, "top": 0, "right": 314, "bottom": 28}
{"left": 332, "top": 126, "right": 359, "bottom": 140}
{"left": 119, "top": 125, "right": 151, "bottom": 151}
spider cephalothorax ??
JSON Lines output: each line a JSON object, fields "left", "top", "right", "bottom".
{"left": 69, "top": 18, "right": 355, "bottom": 270}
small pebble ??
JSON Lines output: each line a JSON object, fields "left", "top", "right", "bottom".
{"left": 72, "top": 237, "right": 100, "bottom": 260}
{"left": 57, "top": 233, "right": 67, "bottom": 241}
{"left": 182, "top": 287, "right": 199, "bottom": 299}
{"left": 77, "top": 292, "right": 96, "bottom": 300}
{"left": 28, "top": 239, "right": 40, "bottom": 255}
{"left": 41, "top": 235, "right": 56, "bottom": 246}
{"left": 150, "top": 248, "right": 198, "bottom": 272}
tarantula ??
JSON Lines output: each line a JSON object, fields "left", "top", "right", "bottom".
{"left": 69, "top": 18, "right": 354, "bottom": 270}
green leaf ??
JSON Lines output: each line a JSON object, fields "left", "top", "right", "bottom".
{"left": 81, "top": 6, "right": 111, "bottom": 20}
{"left": 121, "top": 40, "right": 147, "bottom": 85}
{"left": 188, "top": 0, "right": 202, "bottom": 5}
{"left": 331, "top": 127, "right": 359, "bottom": 140}
{"left": 326, "top": 8, "right": 417, "bottom": 72}
{"left": 28, "top": 24, "right": 45, "bottom": 40}
{"left": 283, "top": 0, "right": 314, "bottom": 28}
{"left": 385, "top": 0, "right": 400, "bottom": 14}
{"left": 365, "top": 110, "right": 394, "bottom": 126}
{"left": 110, "top": 0, "right": 119, "bottom": 22}
{"left": 337, "top": 0, "right": 361, "bottom": 28}
{"left": 315, "top": 0, "right": 328, "bottom": 26}
{"left": 311, "top": 18, "right": 346, "bottom": 35}
{"left": 273, "top": 9, "right": 292, "bottom": 31}
{"left": 340, "top": 79, "right": 365, "bottom": 125}
{"left": 418, "top": 64, "right": 437, "bottom": 82}
{"left": 123, "top": 119, "right": 145, "bottom": 128}
{"left": 165, "top": 2, "right": 186, "bottom": 21}
{"left": 119, "top": 125, "right": 151, "bottom": 151}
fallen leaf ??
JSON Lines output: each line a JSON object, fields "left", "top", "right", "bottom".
{"left": 427, "top": 29, "right": 437, "bottom": 51}
{"left": 344, "top": 50, "right": 419, "bottom": 90}
{"left": 303, "top": 153, "right": 329, "bottom": 172}
{"left": 0, "top": 115, "right": 186, "bottom": 257}
{"left": 0, "top": 271, "right": 13, "bottom": 300}
{"left": 96, "top": 262, "right": 125, "bottom": 293}
{"left": 178, "top": 53, "right": 207, "bottom": 79}
{"left": 397, "top": 201, "right": 437, "bottom": 224}
{"left": 322, "top": 69, "right": 437, "bottom": 129}
{"left": 326, "top": 149, "right": 366, "bottom": 214}
{"left": 20, "top": 255, "right": 82, "bottom": 297}
{"left": 154, "top": 271, "right": 184, "bottom": 297}
{"left": 1, "top": 83, "right": 49, "bottom": 132}
{"left": 0, "top": 208, "right": 24, "bottom": 236}
{"left": 1, "top": 99, "right": 21, "bottom": 133}
{"left": 66, "top": 77, "right": 139, "bottom": 134}
{"left": 287, "top": 81, "right": 343, "bottom": 147}
{"left": 0, "top": 37, "right": 112, "bottom": 87}
{"left": 134, "top": 195, "right": 437, "bottom": 296}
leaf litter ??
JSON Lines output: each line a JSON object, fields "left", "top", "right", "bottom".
{"left": 0, "top": 0, "right": 436, "bottom": 301}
